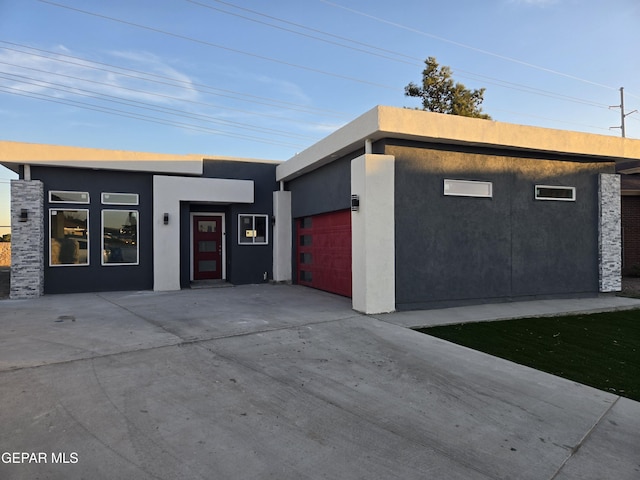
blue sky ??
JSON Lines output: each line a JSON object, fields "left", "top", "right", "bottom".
{"left": 1, "top": 0, "right": 640, "bottom": 234}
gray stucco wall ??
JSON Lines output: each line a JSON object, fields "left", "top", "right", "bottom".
{"left": 389, "top": 142, "right": 613, "bottom": 310}
{"left": 287, "top": 154, "right": 355, "bottom": 219}
{"left": 31, "top": 167, "right": 154, "bottom": 294}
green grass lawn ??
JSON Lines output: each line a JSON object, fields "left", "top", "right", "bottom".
{"left": 417, "top": 309, "right": 640, "bottom": 402}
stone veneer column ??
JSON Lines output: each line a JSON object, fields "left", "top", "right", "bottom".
{"left": 10, "top": 180, "right": 45, "bottom": 298}
{"left": 598, "top": 173, "right": 621, "bottom": 292}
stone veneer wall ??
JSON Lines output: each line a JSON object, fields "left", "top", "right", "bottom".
{"left": 598, "top": 173, "right": 622, "bottom": 292}
{"left": 0, "top": 243, "right": 10, "bottom": 266}
{"left": 10, "top": 180, "right": 44, "bottom": 298}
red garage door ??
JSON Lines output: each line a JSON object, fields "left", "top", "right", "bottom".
{"left": 296, "top": 209, "right": 352, "bottom": 297}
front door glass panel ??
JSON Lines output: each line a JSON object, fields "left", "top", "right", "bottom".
{"left": 193, "top": 216, "right": 223, "bottom": 280}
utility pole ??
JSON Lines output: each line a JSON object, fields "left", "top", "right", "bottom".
{"left": 611, "top": 87, "right": 637, "bottom": 138}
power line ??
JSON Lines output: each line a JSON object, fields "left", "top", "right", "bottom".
{"left": 186, "top": 0, "right": 417, "bottom": 66}
{"left": 13, "top": 1, "right": 637, "bottom": 140}
{"left": 36, "top": 0, "right": 399, "bottom": 91}
{"left": 0, "top": 41, "right": 350, "bottom": 120}
{"left": 0, "top": 70, "right": 319, "bottom": 141}
{"left": 319, "top": 0, "right": 620, "bottom": 92}
{"left": 186, "top": 1, "right": 613, "bottom": 112}
{"left": 0, "top": 85, "right": 309, "bottom": 149}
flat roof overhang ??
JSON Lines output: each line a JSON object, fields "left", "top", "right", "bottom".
{"left": 276, "top": 105, "right": 640, "bottom": 182}
{"left": 0, "top": 141, "right": 280, "bottom": 176}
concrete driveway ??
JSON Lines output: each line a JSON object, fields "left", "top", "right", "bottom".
{"left": 0, "top": 285, "right": 638, "bottom": 479}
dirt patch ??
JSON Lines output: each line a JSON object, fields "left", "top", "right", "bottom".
{"left": 620, "top": 276, "right": 640, "bottom": 298}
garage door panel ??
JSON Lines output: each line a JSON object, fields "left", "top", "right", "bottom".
{"left": 296, "top": 210, "right": 351, "bottom": 297}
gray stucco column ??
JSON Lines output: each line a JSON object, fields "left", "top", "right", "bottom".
{"left": 598, "top": 173, "right": 621, "bottom": 292}
{"left": 10, "top": 179, "right": 45, "bottom": 298}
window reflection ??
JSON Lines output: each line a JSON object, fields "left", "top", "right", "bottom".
{"left": 238, "top": 214, "right": 269, "bottom": 245}
{"left": 102, "top": 210, "right": 138, "bottom": 265}
{"left": 50, "top": 209, "right": 89, "bottom": 265}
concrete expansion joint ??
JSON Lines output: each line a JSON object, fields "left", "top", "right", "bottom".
{"left": 547, "top": 396, "right": 620, "bottom": 480}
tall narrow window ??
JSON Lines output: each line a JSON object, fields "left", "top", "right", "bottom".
{"left": 238, "top": 214, "right": 269, "bottom": 245}
{"left": 102, "top": 210, "right": 139, "bottom": 265}
{"left": 50, "top": 209, "right": 89, "bottom": 266}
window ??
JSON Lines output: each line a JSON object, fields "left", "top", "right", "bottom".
{"left": 50, "top": 209, "right": 89, "bottom": 266}
{"left": 102, "top": 210, "right": 139, "bottom": 265}
{"left": 49, "top": 190, "right": 89, "bottom": 204}
{"left": 238, "top": 214, "right": 268, "bottom": 245}
{"left": 101, "top": 192, "right": 139, "bottom": 205}
{"left": 444, "top": 179, "right": 493, "bottom": 198}
{"left": 535, "top": 185, "right": 576, "bottom": 202}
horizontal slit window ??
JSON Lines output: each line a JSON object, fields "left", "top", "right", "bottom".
{"left": 102, "top": 193, "right": 139, "bottom": 205}
{"left": 49, "top": 190, "right": 89, "bottom": 204}
{"left": 535, "top": 185, "right": 576, "bottom": 201}
{"left": 444, "top": 179, "right": 493, "bottom": 198}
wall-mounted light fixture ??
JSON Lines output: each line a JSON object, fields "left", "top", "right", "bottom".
{"left": 163, "top": 213, "right": 169, "bottom": 225}
{"left": 351, "top": 194, "right": 360, "bottom": 212}
{"left": 19, "top": 209, "right": 28, "bottom": 222}
{"left": 271, "top": 215, "right": 276, "bottom": 226}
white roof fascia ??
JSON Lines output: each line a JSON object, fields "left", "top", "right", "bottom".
{"left": 276, "top": 105, "right": 640, "bottom": 182}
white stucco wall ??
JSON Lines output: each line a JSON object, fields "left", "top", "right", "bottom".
{"left": 153, "top": 176, "right": 254, "bottom": 291}
{"left": 351, "top": 154, "right": 395, "bottom": 314}
{"left": 272, "top": 190, "right": 292, "bottom": 282}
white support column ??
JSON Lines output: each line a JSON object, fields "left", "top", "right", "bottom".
{"left": 598, "top": 173, "right": 621, "bottom": 292}
{"left": 351, "top": 154, "right": 395, "bottom": 314}
{"left": 272, "top": 190, "right": 292, "bottom": 282}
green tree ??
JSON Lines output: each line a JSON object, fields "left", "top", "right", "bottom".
{"left": 405, "top": 57, "right": 491, "bottom": 119}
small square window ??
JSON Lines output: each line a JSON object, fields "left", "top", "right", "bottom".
{"left": 299, "top": 270, "right": 312, "bottom": 282}
{"left": 299, "top": 235, "right": 312, "bottom": 246}
{"left": 238, "top": 214, "right": 269, "bottom": 245}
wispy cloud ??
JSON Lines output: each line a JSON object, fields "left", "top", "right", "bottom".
{"left": 0, "top": 44, "right": 200, "bottom": 107}
{"left": 254, "top": 74, "right": 312, "bottom": 105}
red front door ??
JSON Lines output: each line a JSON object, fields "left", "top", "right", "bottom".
{"left": 193, "top": 215, "right": 223, "bottom": 280}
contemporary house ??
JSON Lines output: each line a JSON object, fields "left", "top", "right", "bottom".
{"left": 4, "top": 106, "right": 640, "bottom": 313}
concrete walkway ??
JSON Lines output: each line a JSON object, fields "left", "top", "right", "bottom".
{"left": 0, "top": 285, "right": 638, "bottom": 479}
